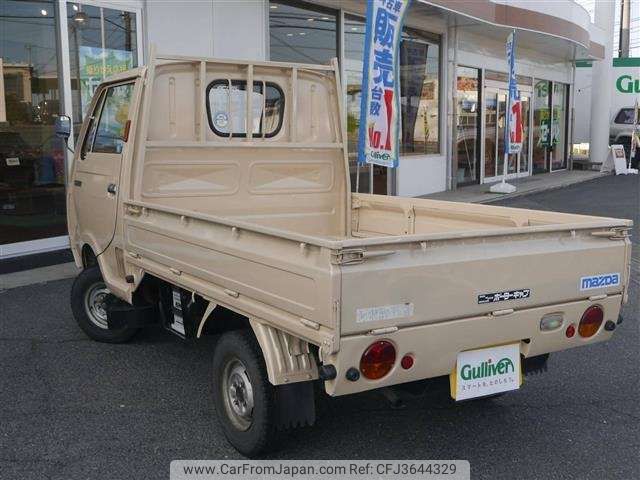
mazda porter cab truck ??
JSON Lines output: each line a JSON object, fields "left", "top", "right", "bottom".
{"left": 62, "top": 52, "right": 633, "bottom": 457}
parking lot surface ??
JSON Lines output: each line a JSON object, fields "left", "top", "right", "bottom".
{"left": 1, "top": 175, "right": 638, "bottom": 479}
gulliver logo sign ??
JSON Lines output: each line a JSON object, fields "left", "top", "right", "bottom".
{"left": 616, "top": 75, "right": 640, "bottom": 94}
{"left": 455, "top": 343, "right": 520, "bottom": 401}
{"left": 460, "top": 357, "right": 515, "bottom": 380}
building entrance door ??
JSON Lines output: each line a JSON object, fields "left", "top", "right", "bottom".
{"left": 483, "top": 86, "right": 531, "bottom": 183}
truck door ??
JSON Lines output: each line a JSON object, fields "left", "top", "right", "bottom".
{"left": 72, "top": 81, "right": 135, "bottom": 255}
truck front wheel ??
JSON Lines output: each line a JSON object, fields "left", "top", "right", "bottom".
{"left": 212, "top": 330, "right": 277, "bottom": 457}
{"left": 70, "top": 266, "right": 138, "bottom": 343}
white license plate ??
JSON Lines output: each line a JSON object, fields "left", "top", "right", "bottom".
{"left": 451, "top": 344, "right": 521, "bottom": 401}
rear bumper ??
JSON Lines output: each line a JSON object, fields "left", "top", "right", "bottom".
{"left": 325, "top": 295, "right": 622, "bottom": 396}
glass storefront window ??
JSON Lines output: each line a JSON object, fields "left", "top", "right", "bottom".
{"left": 268, "top": 1, "right": 337, "bottom": 65}
{"left": 456, "top": 67, "right": 480, "bottom": 185}
{"left": 551, "top": 82, "right": 568, "bottom": 170}
{"left": 272, "top": 8, "right": 441, "bottom": 193}
{"left": 483, "top": 92, "right": 497, "bottom": 178}
{"left": 0, "top": 0, "right": 66, "bottom": 245}
{"left": 531, "top": 80, "right": 568, "bottom": 173}
{"left": 67, "top": 3, "right": 138, "bottom": 140}
{"left": 532, "top": 79, "right": 551, "bottom": 174}
{"left": 485, "top": 70, "right": 533, "bottom": 86}
{"left": 400, "top": 28, "right": 440, "bottom": 155}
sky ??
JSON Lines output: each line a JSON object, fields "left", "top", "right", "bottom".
{"left": 575, "top": 0, "right": 640, "bottom": 57}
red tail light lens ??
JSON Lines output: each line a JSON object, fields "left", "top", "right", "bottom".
{"left": 401, "top": 354, "right": 414, "bottom": 370}
{"left": 360, "top": 341, "right": 396, "bottom": 380}
{"left": 565, "top": 323, "right": 576, "bottom": 338}
{"left": 579, "top": 305, "right": 604, "bottom": 338}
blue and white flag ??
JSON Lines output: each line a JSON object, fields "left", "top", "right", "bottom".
{"left": 506, "top": 30, "right": 522, "bottom": 154}
{"left": 357, "top": 0, "right": 411, "bottom": 168}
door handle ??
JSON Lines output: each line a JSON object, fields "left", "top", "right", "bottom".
{"left": 74, "top": 180, "right": 82, "bottom": 187}
{"left": 107, "top": 183, "right": 117, "bottom": 194}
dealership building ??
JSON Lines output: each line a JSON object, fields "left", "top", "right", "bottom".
{"left": 0, "top": 0, "right": 611, "bottom": 258}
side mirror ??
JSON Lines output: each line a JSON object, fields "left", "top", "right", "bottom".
{"left": 55, "top": 115, "right": 71, "bottom": 140}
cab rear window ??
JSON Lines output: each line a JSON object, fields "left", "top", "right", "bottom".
{"left": 206, "top": 80, "right": 284, "bottom": 138}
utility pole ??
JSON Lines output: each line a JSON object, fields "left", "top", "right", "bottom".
{"left": 618, "top": 0, "right": 630, "bottom": 58}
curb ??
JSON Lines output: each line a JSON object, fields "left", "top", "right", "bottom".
{"left": 479, "top": 172, "right": 608, "bottom": 204}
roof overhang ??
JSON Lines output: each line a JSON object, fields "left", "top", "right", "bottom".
{"left": 307, "top": 0, "right": 605, "bottom": 61}
{"left": 419, "top": 0, "right": 605, "bottom": 60}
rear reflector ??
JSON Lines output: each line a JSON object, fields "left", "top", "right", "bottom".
{"left": 400, "top": 354, "right": 414, "bottom": 370}
{"left": 565, "top": 323, "right": 576, "bottom": 338}
{"left": 360, "top": 340, "right": 396, "bottom": 380}
{"left": 579, "top": 305, "right": 604, "bottom": 338}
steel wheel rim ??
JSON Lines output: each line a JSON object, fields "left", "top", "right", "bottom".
{"left": 221, "top": 358, "right": 254, "bottom": 431}
{"left": 83, "top": 282, "right": 110, "bottom": 329}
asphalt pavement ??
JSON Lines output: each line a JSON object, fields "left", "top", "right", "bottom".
{"left": 1, "top": 174, "right": 638, "bottom": 480}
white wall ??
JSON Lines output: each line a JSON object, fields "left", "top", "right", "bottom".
{"left": 145, "top": 1, "right": 215, "bottom": 57}
{"left": 397, "top": 156, "right": 447, "bottom": 196}
{"left": 212, "top": 1, "right": 267, "bottom": 60}
{"left": 144, "top": 0, "right": 266, "bottom": 60}
{"left": 574, "top": 65, "right": 593, "bottom": 143}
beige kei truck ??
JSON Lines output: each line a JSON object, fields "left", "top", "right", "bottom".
{"left": 58, "top": 52, "right": 632, "bottom": 457}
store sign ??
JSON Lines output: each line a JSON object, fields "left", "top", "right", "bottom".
{"left": 358, "top": 0, "right": 411, "bottom": 168}
{"left": 616, "top": 75, "right": 640, "bottom": 94}
{"left": 79, "top": 46, "right": 133, "bottom": 115}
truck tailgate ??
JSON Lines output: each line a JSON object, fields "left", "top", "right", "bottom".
{"left": 340, "top": 228, "right": 631, "bottom": 335}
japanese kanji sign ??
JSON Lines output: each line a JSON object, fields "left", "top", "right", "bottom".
{"left": 506, "top": 30, "right": 522, "bottom": 155}
{"left": 357, "top": 0, "right": 411, "bottom": 168}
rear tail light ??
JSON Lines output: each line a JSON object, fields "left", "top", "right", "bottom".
{"left": 360, "top": 340, "right": 396, "bottom": 380}
{"left": 578, "top": 305, "right": 604, "bottom": 338}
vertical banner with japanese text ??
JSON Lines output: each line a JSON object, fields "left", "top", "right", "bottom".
{"left": 506, "top": 30, "right": 522, "bottom": 155}
{"left": 358, "top": 0, "right": 411, "bottom": 168}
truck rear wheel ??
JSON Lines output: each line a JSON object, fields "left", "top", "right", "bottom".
{"left": 212, "top": 330, "right": 277, "bottom": 457}
{"left": 70, "top": 266, "right": 138, "bottom": 343}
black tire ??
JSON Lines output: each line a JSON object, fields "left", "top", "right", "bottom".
{"left": 70, "top": 266, "right": 138, "bottom": 343}
{"left": 212, "top": 330, "right": 277, "bottom": 457}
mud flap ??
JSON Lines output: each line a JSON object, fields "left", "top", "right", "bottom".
{"left": 274, "top": 381, "right": 316, "bottom": 430}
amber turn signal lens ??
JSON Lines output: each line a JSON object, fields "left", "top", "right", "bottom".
{"left": 360, "top": 340, "right": 396, "bottom": 380}
{"left": 578, "top": 305, "right": 604, "bottom": 338}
